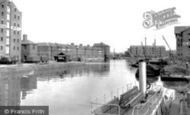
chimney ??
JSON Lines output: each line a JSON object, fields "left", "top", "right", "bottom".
{"left": 23, "top": 34, "right": 28, "bottom": 41}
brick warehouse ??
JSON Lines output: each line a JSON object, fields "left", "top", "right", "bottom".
{"left": 128, "top": 45, "right": 167, "bottom": 58}
{"left": 175, "top": 26, "right": 190, "bottom": 60}
{"left": 0, "top": 0, "right": 22, "bottom": 62}
{"left": 37, "top": 42, "right": 110, "bottom": 62}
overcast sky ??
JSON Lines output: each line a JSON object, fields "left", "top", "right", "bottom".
{"left": 13, "top": 0, "right": 188, "bottom": 52}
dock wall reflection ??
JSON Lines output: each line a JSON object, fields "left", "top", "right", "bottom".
{"left": 0, "top": 62, "right": 110, "bottom": 106}
{"left": 0, "top": 73, "right": 37, "bottom": 106}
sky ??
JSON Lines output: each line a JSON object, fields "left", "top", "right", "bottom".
{"left": 12, "top": 0, "right": 189, "bottom": 52}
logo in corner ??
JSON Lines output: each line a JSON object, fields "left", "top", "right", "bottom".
{"left": 143, "top": 7, "right": 181, "bottom": 29}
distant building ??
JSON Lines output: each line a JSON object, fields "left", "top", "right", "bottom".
{"left": 36, "top": 42, "right": 110, "bottom": 62}
{"left": 21, "top": 34, "right": 39, "bottom": 62}
{"left": 93, "top": 42, "right": 110, "bottom": 61}
{"left": 175, "top": 26, "right": 190, "bottom": 60}
{"left": 0, "top": 0, "right": 22, "bottom": 62}
{"left": 128, "top": 45, "right": 167, "bottom": 58}
{"left": 37, "top": 43, "right": 51, "bottom": 61}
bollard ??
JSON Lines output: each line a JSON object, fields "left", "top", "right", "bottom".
{"left": 139, "top": 61, "right": 147, "bottom": 96}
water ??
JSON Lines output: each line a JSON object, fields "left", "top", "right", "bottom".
{"left": 0, "top": 60, "right": 138, "bottom": 115}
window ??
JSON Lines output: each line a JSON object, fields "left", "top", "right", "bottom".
{"left": 1, "top": 4, "right": 4, "bottom": 8}
{"left": 17, "top": 39, "right": 19, "bottom": 43}
{"left": 14, "top": 15, "right": 16, "bottom": 19}
{"left": 13, "top": 39, "right": 16, "bottom": 43}
{"left": 1, "top": 20, "right": 3, "bottom": 24}
{"left": 14, "top": 8, "right": 17, "bottom": 12}
{"left": 14, "top": 30, "right": 16, "bottom": 35}
{"left": 14, "top": 23, "right": 16, "bottom": 27}
{"left": 1, "top": 37, "right": 3, "bottom": 42}
{"left": 1, "top": 12, "right": 4, "bottom": 16}
{"left": 17, "top": 31, "right": 19, "bottom": 35}
{"left": 17, "top": 24, "right": 20, "bottom": 27}
{"left": 1, "top": 29, "right": 3, "bottom": 33}
{"left": 18, "top": 16, "right": 20, "bottom": 20}
{"left": 13, "top": 46, "right": 15, "bottom": 50}
{"left": 33, "top": 45, "right": 35, "bottom": 50}
{"left": 17, "top": 47, "right": 19, "bottom": 51}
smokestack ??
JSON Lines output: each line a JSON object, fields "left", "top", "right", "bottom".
{"left": 139, "top": 61, "right": 147, "bottom": 96}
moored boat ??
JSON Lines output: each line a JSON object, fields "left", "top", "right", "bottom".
{"left": 160, "top": 64, "right": 190, "bottom": 82}
{"left": 135, "top": 64, "right": 161, "bottom": 78}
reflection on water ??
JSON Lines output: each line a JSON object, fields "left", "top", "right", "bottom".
{"left": 0, "top": 74, "right": 21, "bottom": 106}
{"left": 3, "top": 60, "right": 190, "bottom": 115}
{"left": 0, "top": 73, "right": 37, "bottom": 106}
{"left": 35, "top": 63, "right": 110, "bottom": 80}
{"left": 21, "top": 76, "right": 37, "bottom": 100}
{"left": 0, "top": 60, "right": 138, "bottom": 115}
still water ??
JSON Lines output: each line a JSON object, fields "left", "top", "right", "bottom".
{"left": 0, "top": 60, "right": 138, "bottom": 115}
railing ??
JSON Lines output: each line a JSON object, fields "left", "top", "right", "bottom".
{"left": 91, "top": 102, "right": 120, "bottom": 115}
{"left": 90, "top": 82, "right": 138, "bottom": 115}
{"left": 132, "top": 86, "right": 163, "bottom": 115}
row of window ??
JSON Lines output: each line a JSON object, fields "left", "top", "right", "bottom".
{"left": 0, "top": 46, "right": 19, "bottom": 51}
{"left": 13, "top": 38, "right": 20, "bottom": 43}
{"left": 13, "top": 46, "right": 19, "bottom": 50}
{"left": 13, "top": 30, "right": 20, "bottom": 35}
{"left": 0, "top": 37, "right": 20, "bottom": 42}
{"left": 1, "top": 4, "right": 17, "bottom": 12}
{"left": 14, "top": 14, "right": 20, "bottom": 20}
{"left": 0, "top": 28, "right": 20, "bottom": 35}
{"left": 1, "top": 12, "right": 20, "bottom": 21}
{"left": 13, "top": 23, "right": 20, "bottom": 27}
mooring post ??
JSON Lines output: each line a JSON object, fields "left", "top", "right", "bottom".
{"left": 139, "top": 61, "right": 147, "bottom": 96}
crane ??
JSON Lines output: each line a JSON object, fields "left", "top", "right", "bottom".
{"left": 162, "top": 35, "right": 174, "bottom": 62}
{"left": 162, "top": 35, "right": 171, "bottom": 51}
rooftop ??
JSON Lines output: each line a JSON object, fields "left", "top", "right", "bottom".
{"left": 175, "top": 26, "right": 190, "bottom": 34}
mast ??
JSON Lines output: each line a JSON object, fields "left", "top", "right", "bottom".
{"left": 145, "top": 37, "right": 147, "bottom": 59}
